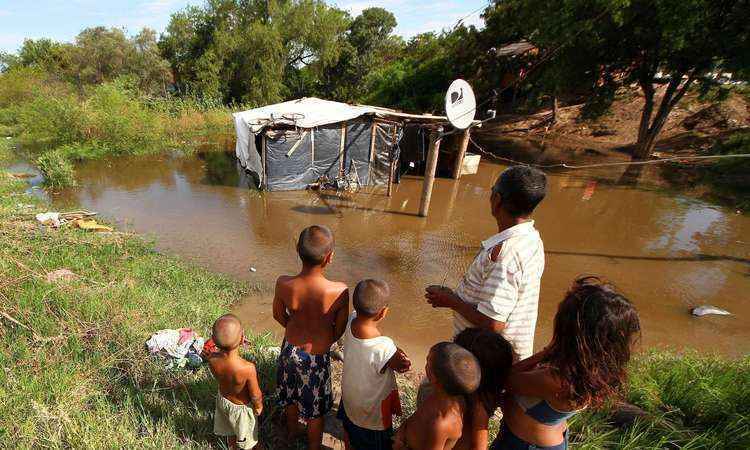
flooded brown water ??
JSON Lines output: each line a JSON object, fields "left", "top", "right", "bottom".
{"left": 54, "top": 151, "right": 750, "bottom": 366}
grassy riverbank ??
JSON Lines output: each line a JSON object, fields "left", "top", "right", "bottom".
{"left": 0, "top": 67, "right": 233, "bottom": 188}
{"left": 1, "top": 140, "right": 749, "bottom": 448}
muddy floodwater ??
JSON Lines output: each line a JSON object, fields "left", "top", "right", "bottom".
{"left": 54, "top": 151, "right": 750, "bottom": 366}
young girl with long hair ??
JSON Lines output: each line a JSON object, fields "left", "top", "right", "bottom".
{"left": 493, "top": 276, "right": 641, "bottom": 449}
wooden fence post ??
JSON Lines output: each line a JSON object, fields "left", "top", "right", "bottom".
{"left": 452, "top": 128, "right": 471, "bottom": 179}
{"left": 387, "top": 125, "right": 398, "bottom": 196}
{"left": 419, "top": 128, "right": 442, "bottom": 217}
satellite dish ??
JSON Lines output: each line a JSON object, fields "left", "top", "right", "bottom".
{"left": 445, "top": 79, "right": 476, "bottom": 130}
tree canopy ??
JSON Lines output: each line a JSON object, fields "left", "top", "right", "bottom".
{"left": 158, "top": 0, "right": 349, "bottom": 105}
{"left": 5, "top": 28, "right": 171, "bottom": 95}
{"left": 2, "top": 0, "right": 748, "bottom": 146}
{"left": 483, "top": 0, "right": 750, "bottom": 156}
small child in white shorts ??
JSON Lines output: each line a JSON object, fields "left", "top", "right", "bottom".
{"left": 205, "top": 314, "right": 263, "bottom": 449}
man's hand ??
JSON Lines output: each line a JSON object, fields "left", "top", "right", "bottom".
{"left": 386, "top": 348, "right": 412, "bottom": 373}
{"left": 425, "top": 285, "right": 459, "bottom": 309}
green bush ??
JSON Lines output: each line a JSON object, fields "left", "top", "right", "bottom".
{"left": 0, "top": 67, "right": 48, "bottom": 109}
{"left": 16, "top": 93, "right": 86, "bottom": 148}
{"left": 37, "top": 148, "right": 77, "bottom": 188}
{"left": 83, "top": 82, "right": 167, "bottom": 154}
{"left": 56, "top": 142, "right": 112, "bottom": 162}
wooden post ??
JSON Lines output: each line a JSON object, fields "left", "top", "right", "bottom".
{"left": 339, "top": 123, "right": 346, "bottom": 177}
{"left": 452, "top": 128, "right": 471, "bottom": 179}
{"left": 419, "top": 128, "right": 442, "bottom": 217}
{"left": 368, "top": 121, "right": 376, "bottom": 173}
{"left": 387, "top": 125, "right": 397, "bottom": 196}
{"left": 261, "top": 133, "right": 267, "bottom": 189}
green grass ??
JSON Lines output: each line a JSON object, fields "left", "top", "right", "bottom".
{"left": 0, "top": 68, "right": 235, "bottom": 188}
{"left": 2, "top": 141, "right": 749, "bottom": 448}
{"left": 570, "top": 352, "right": 750, "bottom": 449}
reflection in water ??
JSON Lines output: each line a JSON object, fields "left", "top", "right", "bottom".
{"left": 55, "top": 151, "right": 750, "bottom": 366}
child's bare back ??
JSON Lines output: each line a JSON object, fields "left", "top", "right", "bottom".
{"left": 402, "top": 393, "right": 465, "bottom": 450}
{"left": 274, "top": 273, "right": 348, "bottom": 354}
{"left": 209, "top": 351, "right": 260, "bottom": 406}
{"left": 395, "top": 342, "right": 481, "bottom": 450}
{"left": 206, "top": 314, "right": 263, "bottom": 450}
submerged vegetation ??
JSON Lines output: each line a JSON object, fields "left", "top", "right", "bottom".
{"left": 1, "top": 141, "right": 748, "bottom": 448}
{"left": 0, "top": 67, "right": 233, "bottom": 187}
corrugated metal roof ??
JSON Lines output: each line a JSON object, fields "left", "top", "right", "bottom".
{"left": 495, "top": 41, "right": 536, "bottom": 57}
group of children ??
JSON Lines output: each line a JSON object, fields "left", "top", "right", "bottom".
{"left": 204, "top": 224, "right": 514, "bottom": 450}
{"left": 202, "top": 175, "right": 641, "bottom": 450}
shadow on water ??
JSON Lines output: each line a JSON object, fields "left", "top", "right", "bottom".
{"left": 199, "top": 150, "right": 260, "bottom": 189}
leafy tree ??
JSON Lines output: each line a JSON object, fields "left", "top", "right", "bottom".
{"left": 364, "top": 27, "right": 484, "bottom": 113}
{"left": 317, "top": 7, "right": 400, "bottom": 102}
{"left": 70, "top": 27, "right": 171, "bottom": 94}
{"left": 159, "top": 0, "right": 349, "bottom": 105}
{"left": 7, "top": 29, "right": 171, "bottom": 95}
{"left": 483, "top": 0, "right": 750, "bottom": 158}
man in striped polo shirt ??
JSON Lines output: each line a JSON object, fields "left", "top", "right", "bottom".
{"left": 426, "top": 166, "right": 546, "bottom": 359}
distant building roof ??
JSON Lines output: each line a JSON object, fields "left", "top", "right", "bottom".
{"left": 495, "top": 41, "right": 537, "bottom": 57}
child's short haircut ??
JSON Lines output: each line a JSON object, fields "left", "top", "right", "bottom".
{"left": 212, "top": 314, "right": 243, "bottom": 351}
{"left": 297, "top": 225, "right": 334, "bottom": 266}
{"left": 454, "top": 328, "right": 516, "bottom": 396}
{"left": 430, "top": 342, "right": 481, "bottom": 396}
{"left": 492, "top": 165, "right": 547, "bottom": 217}
{"left": 353, "top": 279, "right": 390, "bottom": 317}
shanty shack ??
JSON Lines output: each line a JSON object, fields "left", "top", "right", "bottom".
{"left": 232, "top": 97, "right": 452, "bottom": 191}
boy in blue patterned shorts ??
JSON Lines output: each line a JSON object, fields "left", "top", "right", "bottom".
{"left": 273, "top": 225, "right": 349, "bottom": 450}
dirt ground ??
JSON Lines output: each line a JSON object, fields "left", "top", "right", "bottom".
{"left": 472, "top": 86, "right": 750, "bottom": 210}
{"left": 477, "top": 85, "right": 750, "bottom": 157}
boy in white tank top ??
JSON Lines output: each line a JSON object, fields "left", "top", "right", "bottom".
{"left": 338, "top": 279, "right": 411, "bottom": 450}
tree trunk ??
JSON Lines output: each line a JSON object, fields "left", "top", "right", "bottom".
{"left": 636, "top": 81, "right": 654, "bottom": 145}
{"left": 551, "top": 95, "right": 558, "bottom": 125}
{"left": 634, "top": 73, "right": 694, "bottom": 159}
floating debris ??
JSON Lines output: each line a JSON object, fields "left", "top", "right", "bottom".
{"left": 249, "top": 267, "right": 257, "bottom": 272}
{"left": 8, "top": 172, "right": 35, "bottom": 179}
{"left": 72, "top": 219, "right": 113, "bottom": 232}
{"left": 581, "top": 180, "right": 597, "bottom": 201}
{"left": 691, "top": 305, "right": 732, "bottom": 317}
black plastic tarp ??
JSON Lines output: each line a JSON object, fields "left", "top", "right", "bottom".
{"left": 260, "top": 117, "right": 401, "bottom": 191}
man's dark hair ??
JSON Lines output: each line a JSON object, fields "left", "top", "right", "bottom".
{"left": 297, "top": 225, "right": 334, "bottom": 266}
{"left": 492, "top": 165, "right": 547, "bottom": 217}
{"left": 353, "top": 279, "right": 390, "bottom": 317}
{"left": 430, "top": 342, "right": 481, "bottom": 396}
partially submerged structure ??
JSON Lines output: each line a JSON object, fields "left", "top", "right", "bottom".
{"left": 232, "top": 97, "right": 456, "bottom": 192}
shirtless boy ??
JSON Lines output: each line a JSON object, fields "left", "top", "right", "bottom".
{"left": 273, "top": 225, "right": 349, "bottom": 450}
{"left": 206, "top": 314, "right": 263, "bottom": 450}
{"left": 395, "top": 342, "right": 481, "bottom": 450}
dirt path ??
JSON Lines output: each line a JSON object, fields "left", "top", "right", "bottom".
{"left": 477, "top": 86, "right": 749, "bottom": 158}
